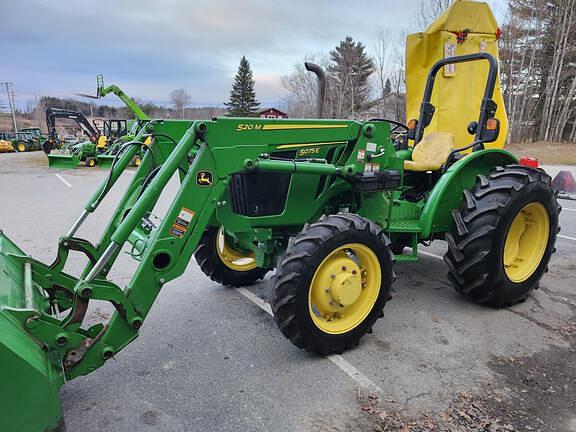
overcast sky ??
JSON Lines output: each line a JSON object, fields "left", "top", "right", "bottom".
{"left": 0, "top": 0, "right": 507, "bottom": 109}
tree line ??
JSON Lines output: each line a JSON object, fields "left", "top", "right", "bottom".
{"left": 282, "top": 0, "right": 576, "bottom": 144}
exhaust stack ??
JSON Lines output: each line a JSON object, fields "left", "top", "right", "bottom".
{"left": 304, "top": 62, "right": 326, "bottom": 119}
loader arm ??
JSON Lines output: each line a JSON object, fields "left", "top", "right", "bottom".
{"left": 45, "top": 107, "right": 100, "bottom": 143}
{"left": 97, "top": 74, "right": 150, "bottom": 121}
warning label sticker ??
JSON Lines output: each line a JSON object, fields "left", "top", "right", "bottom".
{"left": 169, "top": 224, "right": 186, "bottom": 238}
{"left": 175, "top": 208, "right": 195, "bottom": 229}
{"left": 169, "top": 208, "right": 196, "bottom": 238}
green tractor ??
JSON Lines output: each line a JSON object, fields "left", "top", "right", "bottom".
{"left": 97, "top": 120, "right": 150, "bottom": 168}
{"left": 0, "top": 51, "right": 560, "bottom": 430}
{"left": 43, "top": 108, "right": 139, "bottom": 169}
{"left": 0, "top": 131, "right": 42, "bottom": 152}
{"left": 86, "top": 74, "right": 151, "bottom": 168}
{"left": 21, "top": 127, "right": 47, "bottom": 143}
{"left": 43, "top": 107, "right": 104, "bottom": 168}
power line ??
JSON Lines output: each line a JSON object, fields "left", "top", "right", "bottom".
{"left": 1, "top": 82, "right": 18, "bottom": 132}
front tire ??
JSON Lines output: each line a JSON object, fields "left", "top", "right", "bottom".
{"left": 194, "top": 227, "right": 268, "bottom": 287}
{"left": 444, "top": 165, "right": 560, "bottom": 307}
{"left": 131, "top": 155, "right": 142, "bottom": 167}
{"left": 85, "top": 157, "right": 97, "bottom": 168}
{"left": 271, "top": 214, "right": 394, "bottom": 355}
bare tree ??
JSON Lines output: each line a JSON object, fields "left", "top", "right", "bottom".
{"left": 371, "top": 27, "right": 392, "bottom": 117}
{"left": 417, "top": 0, "right": 452, "bottom": 29}
{"left": 169, "top": 88, "right": 192, "bottom": 119}
{"left": 282, "top": 56, "right": 334, "bottom": 118}
{"left": 539, "top": 0, "right": 576, "bottom": 141}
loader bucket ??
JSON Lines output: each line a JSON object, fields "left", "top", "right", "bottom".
{"left": 0, "top": 232, "right": 66, "bottom": 431}
{"left": 48, "top": 153, "right": 81, "bottom": 169}
{"left": 97, "top": 153, "right": 115, "bottom": 169}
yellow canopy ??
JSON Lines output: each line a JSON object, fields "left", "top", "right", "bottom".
{"left": 405, "top": 0, "right": 508, "bottom": 150}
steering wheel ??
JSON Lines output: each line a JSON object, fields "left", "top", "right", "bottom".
{"left": 368, "top": 118, "right": 409, "bottom": 150}
{"left": 368, "top": 118, "right": 408, "bottom": 134}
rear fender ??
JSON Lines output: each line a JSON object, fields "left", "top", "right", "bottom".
{"left": 420, "top": 149, "right": 517, "bottom": 238}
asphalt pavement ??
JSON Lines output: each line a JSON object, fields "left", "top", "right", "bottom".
{"left": 0, "top": 152, "right": 575, "bottom": 431}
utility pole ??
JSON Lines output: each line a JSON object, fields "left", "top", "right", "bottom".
{"left": 1, "top": 82, "right": 18, "bottom": 132}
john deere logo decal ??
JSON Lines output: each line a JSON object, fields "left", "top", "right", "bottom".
{"left": 196, "top": 170, "right": 213, "bottom": 187}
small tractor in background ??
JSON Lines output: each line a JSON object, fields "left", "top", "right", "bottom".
{"left": 43, "top": 107, "right": 106, "bottom": 168}
{"left": 0, "top": 1, "right": 561, "bottom": 430}
{"left": 43, "top": 75, "right": 150, "bottom": 169}
{"left": 21, "top": 127, "right": 48, "bottom": 143}
{"left": 83, "top": 74, "right": 151, "bottom": 168}
{"left": 0, "top": 131, "right": 43, "bottom": 152}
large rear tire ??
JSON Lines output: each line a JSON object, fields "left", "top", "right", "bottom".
{"left": 271, "top": 214, "right": 394, "bottom": 355}
{"left": 444, "top": 165, "right": 560, "bottom": 307}
{"left": 194, "top": 226, "right": 268, "bottom": 287}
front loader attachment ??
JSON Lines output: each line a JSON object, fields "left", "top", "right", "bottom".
{"left": 0, "top": 232, "right": 65, "bottom": 431}
{"left": 0, "top": 121, "right": 209, "bottom": 431}
{"left": 48, "top": 153, "right": 81, "bottom": 169}
{"left": 96, "top": 153, "right": 115, "bottom": 169}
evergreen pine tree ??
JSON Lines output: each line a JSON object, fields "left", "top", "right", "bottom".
{"left": 328, "top": 36, "right": 374, "bottom": 117}
{"left": 383, "top": 78, "right": 392, "bottom": 96}
{"left": 225, "top": 56, "right": 260, "bottom": 116}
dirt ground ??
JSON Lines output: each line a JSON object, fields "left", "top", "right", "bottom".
{"left": 506, "top": 142, "right": 576, "bottom": 165}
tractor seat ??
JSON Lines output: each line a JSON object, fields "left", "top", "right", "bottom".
{"left": 403, "top": 132, "right": 455, "bottom": 172}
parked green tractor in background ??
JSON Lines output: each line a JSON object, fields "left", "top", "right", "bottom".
{"left": 42, "top": 75, "right": 150, "bottom": 169}
{"left": 0, "top": 131, "right": 43, "bottom": 152}
{"left": 0, "top": 48, "right": 560, "bottom": 430}
{"left": 43, "top": 107, "right": 105, "bottom": 168}
{"left": 21, "top": 127, "right": 47, "bottom": 143}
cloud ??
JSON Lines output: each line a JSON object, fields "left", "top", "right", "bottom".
{"left": 1, "top": 0, "right": 507, "bottom": 107}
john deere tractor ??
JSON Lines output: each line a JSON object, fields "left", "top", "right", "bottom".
{"left": 0, "top": 2, "right": 560, "bottom": 430}
{"left": 0, "top": 131, "right": 42, "bottom": 152}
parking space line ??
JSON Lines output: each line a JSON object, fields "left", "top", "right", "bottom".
{"left": 561, "top": 207, "right": 576, "bottom": 212}
{"left": 54, "top": 173, "right": 72, "bottom": 187}
{"left": 543, "top": 292, "right": 576, "bottom": 308}
{"left": 235, "top": 287, "right": 383, "bottom": 394}
{"left": 559, "top": 234, "right": 576, "bottom": 242}
{"left": 125, "top": 170, "right": 135, "bottom": 175}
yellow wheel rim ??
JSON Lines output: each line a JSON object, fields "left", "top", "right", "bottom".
{"left": 309, "top": 243, "right": 381, "bottom": 334}
{"left": 88, "top": 159, "right": 95, "bottom": 167}
{"left": 503, "top": 202, "right": 550, "bottom": 283}
{"left": 18, "top": 143, "right": 26, "bottom": 152}
{"left": 215, "top": 228, "right": 257, "bottom": 272}
{"left": 134, "top": 157, "right": 141, "bottom": 166}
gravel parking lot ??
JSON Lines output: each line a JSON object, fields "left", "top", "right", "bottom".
{"left": 1, "top": 152, "right": 575, "bottom": 431}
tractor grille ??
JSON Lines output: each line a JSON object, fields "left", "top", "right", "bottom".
{"left": 228, "top": 171, "right": 292, "bottom": 217}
